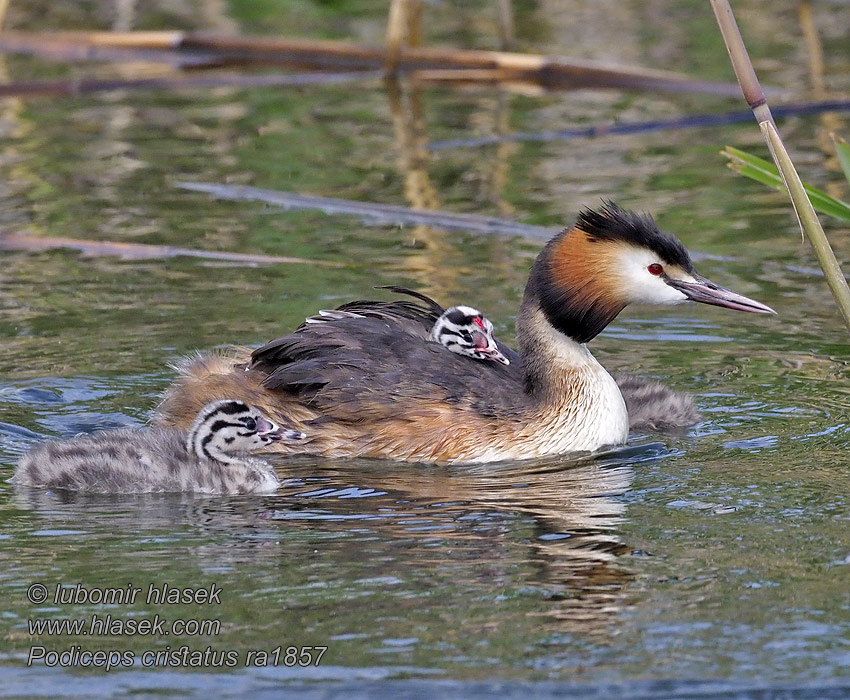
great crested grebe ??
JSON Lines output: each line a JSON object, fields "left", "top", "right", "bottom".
{"left": 12, "top": 400, "right": 305, "bottom": 494}
{"left": 154, "top": 202, "right": 774, "bottom": 464}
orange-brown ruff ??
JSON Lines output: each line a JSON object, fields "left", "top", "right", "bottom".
{"left": 154, "top": 203, "right": 774, "bottom": 464}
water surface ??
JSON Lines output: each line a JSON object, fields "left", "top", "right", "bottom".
{"left": 1, "top": 0, "right": 850, "bottom": 696}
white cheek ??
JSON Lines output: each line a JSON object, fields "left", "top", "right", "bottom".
{"left": 635, "top": 278, "right": 688, "bottom": 305}
{"left": 616, "top": 247, "right": 690, "bottom": 306}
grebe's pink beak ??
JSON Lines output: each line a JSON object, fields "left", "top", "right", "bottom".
{"left": 471, "top": 329, "right": 511, "bottom": 365}
{"left": 666, "top": 274, "right": 776, "bottom": 314}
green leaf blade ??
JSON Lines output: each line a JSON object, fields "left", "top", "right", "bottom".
{"left": 722, "top": 146, "right": 850, "bottom": 222}
{"left": 831, "top": 133, "right": 850, "bottom": 188}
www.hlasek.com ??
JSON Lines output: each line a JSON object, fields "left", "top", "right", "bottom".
{"left": 25, "top": 582, "right": 327, "bottom": 671}
{"left": 29, "top": 613, "right": 222, "bottom": 637}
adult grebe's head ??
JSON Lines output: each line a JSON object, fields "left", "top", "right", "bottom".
{"left": 526, "top": 201, "right": 775, "bottom": 343}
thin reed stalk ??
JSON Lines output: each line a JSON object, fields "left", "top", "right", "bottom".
{"left": 710, "top": 0, "right": 850, "bottom": 333}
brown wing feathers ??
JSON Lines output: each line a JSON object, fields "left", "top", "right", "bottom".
{"left": 249, "top": 305, "right": 523, "bottom": 426}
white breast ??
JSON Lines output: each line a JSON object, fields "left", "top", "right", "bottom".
{"left": 537, "top": 347, "right": 629, "bottom": 453}
{"left": 458, "top": 324, "right": 629, "bottom": 463}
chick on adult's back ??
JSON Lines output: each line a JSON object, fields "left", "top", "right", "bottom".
{"left": 11, "top": 400, "right": 304, "bottom": 494}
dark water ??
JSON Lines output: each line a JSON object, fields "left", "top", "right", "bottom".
{"left": 2, "top": 0, "right": 850, "bottom": 697}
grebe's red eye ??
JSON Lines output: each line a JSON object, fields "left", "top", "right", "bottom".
{"left": 648, "top": 263, "right": 663, "bottom": 276}
{"left": 472, "top": 316, "right": 486, "bottom": 330}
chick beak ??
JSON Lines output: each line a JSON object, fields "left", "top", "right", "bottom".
{"left": 472, "top": 329, "right": 511, "bottom": 365}
{"left": 256, "top": 416, "right": 306, "bottom": 442}
{"left": 666, "top": 274, "right": 776, "bottom": 314}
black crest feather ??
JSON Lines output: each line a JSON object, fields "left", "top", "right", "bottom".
{"left": 576, "top": 200, "right": 695, "bottom": 273}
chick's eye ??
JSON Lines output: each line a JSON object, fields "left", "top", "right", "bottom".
{"left": 648, "top": 263, "right": 663, "bottom": 276}
{"left": 243, "top": 417, "right": 257, "bottom": 431}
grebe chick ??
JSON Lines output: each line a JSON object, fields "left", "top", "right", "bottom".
{"left": 430, "top": 305, "right": 511, "bottom": 365}
{"left": 155, "top": 202, "right": 774, "bottom": 464}
{"left": 610, "top": 373, "right": 700, "bottom": 431}
{"left": 11, "top": 400, "right": 304, "bottom": 494}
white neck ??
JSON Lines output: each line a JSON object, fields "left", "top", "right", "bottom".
{"left": 513, "top": 307, "right": 629, "bottom": 456}
{"left": 537, "top": 317, "right": 598, "bottom": 364}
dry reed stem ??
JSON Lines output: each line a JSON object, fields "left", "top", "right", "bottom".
{"left": 711, "top": 0, "right": 850, "bottom": 333}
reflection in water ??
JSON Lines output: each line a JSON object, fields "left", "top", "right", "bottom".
{"left": 797, "top": 0, "right": 846, "bottom": 194}
{"left": 385, "top": 77, "right": 440, "bottom": 214}
{"left": 385, "top": 75, "right": 457, "bottom": 289}
{"left": 265, "top": 445, "right": 661, "bottom": 636}
{"left": 385, "top": 74, "right": 521, "bottom": 304}
{"left": 5, "top": 442, "right": 670, "bottom": 643}
{"left": 474, "top": 89, "right": 519, "bottom": 218}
